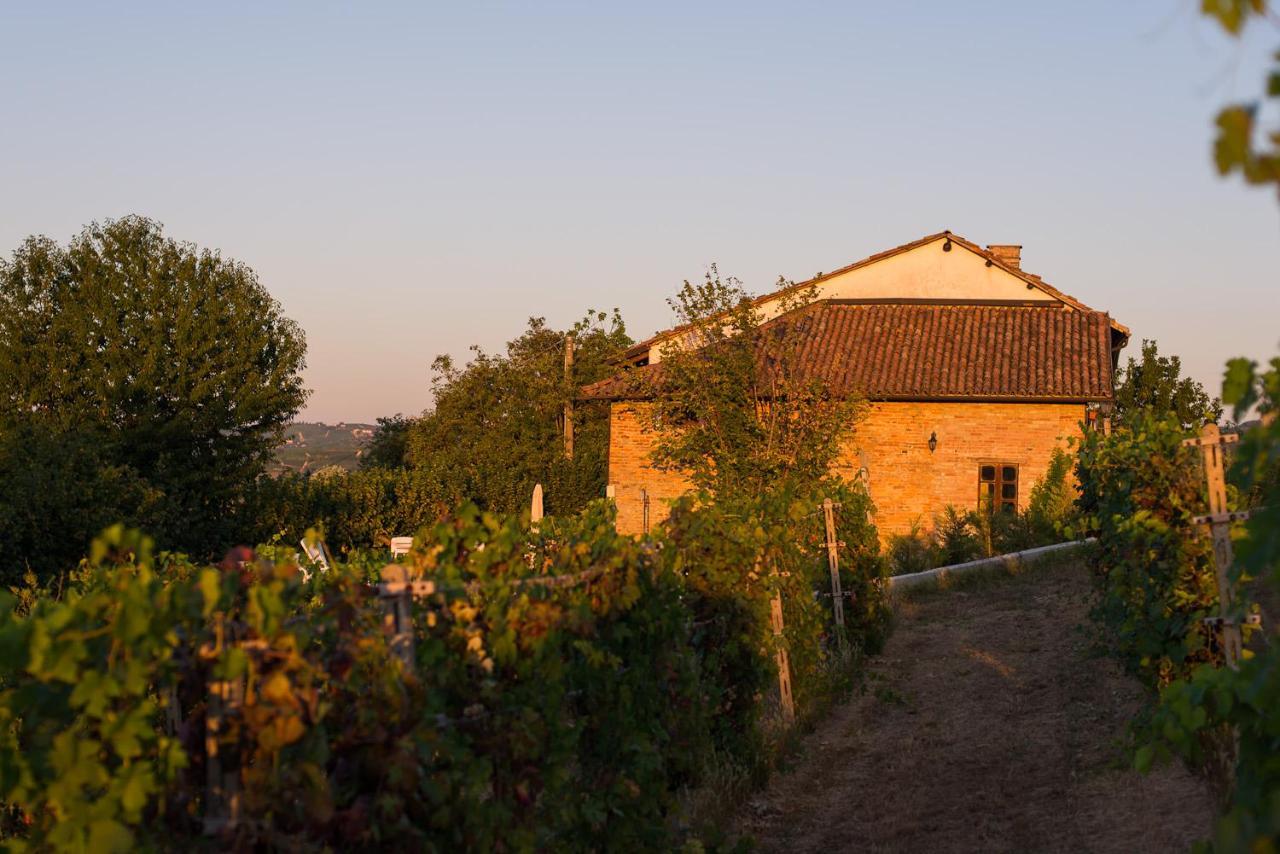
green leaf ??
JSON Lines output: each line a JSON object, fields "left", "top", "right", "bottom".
{"left": 69, "top": 671, "right": 120, "bottom": 718}
{"left": 87, "top": 819, "right": 135, "bottom": 854}
{"left": 1221, "top": 358, "right": 1257, "bottom": 414}
{"left": 117, "top": 763, "right": 154, "bottom": 817}
{"left": 216, "top": 646, "right": 249, "bottom": 680}
{"left": 198, "top": 569, "right": 221, "bottom": 618}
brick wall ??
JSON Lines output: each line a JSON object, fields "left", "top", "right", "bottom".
{"left": 833, "top": 401, "right": 1084, "bottom": 538}
{"left": 606, "top": 403, "right": 692, "bottom": 535}
{"left": 607, "top": 400, "right": 1085, "bottom": 538}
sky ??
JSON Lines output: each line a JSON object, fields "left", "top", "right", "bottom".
{"left": 1, "top": 2, "right": 1277, "bottom": 423}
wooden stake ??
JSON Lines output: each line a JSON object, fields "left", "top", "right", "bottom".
{"left": 378, "top": 564, "right": 417, "bottom": 671}
{"left": 822, "top": 498, "right": 845, "bottom": 628}
{"left": 201, "top": 615, "right": 242, "bottom": 836}
{"left": 1182, "top": 423, "right": 1244, "bottom": 668}
{"left": 771, "top": 590, "right": 796, "bottom": 725}
{"left": 760, "top": 555, "right": 796, "bottom": 725}
{"left": 641, "top": 488, "right": 650, "bottom": 535}
{"left": 563, "top": 334, "right": 574, "bottom": 460}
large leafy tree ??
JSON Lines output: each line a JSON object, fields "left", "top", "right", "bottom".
{"left": 1112, "top": 339, "right": 1221, "bottom": 431}
{"left": 406, "top": 310, "right": 631, "bottom": 515}
{"left": 643, "top": 269, "right": 864, "bottom": 500}
{"left": 0, "top": 216, "right": 307, "bottom": 574}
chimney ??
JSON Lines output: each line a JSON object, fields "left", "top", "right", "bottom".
{"left": 986, "top": 244, "right": 1022, "bottom": 269}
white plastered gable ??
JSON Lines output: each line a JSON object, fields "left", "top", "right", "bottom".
{"left": 646, "top": 235, "right": 1059, "bottom": 363}
{"left": 807, "top": 237, "right": 1055, "bottom": 304}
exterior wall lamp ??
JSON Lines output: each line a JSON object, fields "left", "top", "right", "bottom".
{"left": 928, "top": 431, "right": 938, "bottom": 453}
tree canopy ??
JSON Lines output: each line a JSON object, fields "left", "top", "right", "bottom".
{"left": 405, "top": 310, "right": 631, "bottom": 515}
{"left": 0, "top": 216, "right": 307, "bottom": 576}
{"left": 1112, "top": 339, "right": 1221, "bottom": 431}
{"left": 361, "top": 414, "right": 415, "bottom": 469}
{"left": 642, "top": 269, "right": 864, "bottom": 500}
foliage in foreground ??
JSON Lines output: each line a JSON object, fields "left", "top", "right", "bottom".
{"left": 1075, "top": 414, "right": 1225, "bottom": 689}
{"left": 0, "top": 489, "right": 888, "bottom": 852}
{"left": 1078, "top": 351, "right": 1280, "bottom": 852}
{"left": 1139, "top": 356, "right": 1280, "bottom": 852}
{"left": 1127, "top": 4, "right": 1280, "bottom": 847}
{"left": 661, "top": 480, "right": 890, "bottom": 774}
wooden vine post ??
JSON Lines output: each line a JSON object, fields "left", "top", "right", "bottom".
{"left": 822, "top": 498, "right": 845, "bottom": 628}
{"left": 641, "top": 487, "right": 650, "bottom": 535}
{"left": 200, "top": 613, "right": 243, "bottom": 836}
{"left": 1182, "top": 423, "right": 1247, "bottom": 669}
{"left": 378, "top": 564, "right": 434, "bottom": 671}
{"left": 761, "top": 555, "right": 796, "bottom": 725}
{"left": 563, "top": 334, "right": 574, "bottom": 460}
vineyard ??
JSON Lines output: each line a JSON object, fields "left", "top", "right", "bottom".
{"left": 0, "top": 2, "right": 1275, "bottom": 846}
{"left": 1075, "top": 358, "right": 1280, "bottom": 852}
{"left": 0, "top": 483, "right": 889, "bottom": 851}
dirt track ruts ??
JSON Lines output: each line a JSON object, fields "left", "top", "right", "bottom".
{"left": 735, "top": 560, "right": 1214, "bottom": 853}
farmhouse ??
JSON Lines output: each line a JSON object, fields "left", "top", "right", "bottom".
{"left": 582, "top": 231, "right": 1130, "bottom": 538}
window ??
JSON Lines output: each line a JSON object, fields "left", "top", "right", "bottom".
{"left": 979, "top": 464, "right": 1018, "bottom": 513}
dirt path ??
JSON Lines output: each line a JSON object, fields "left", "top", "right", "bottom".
{"left": 735, "top": 561, "right": 1215, "bottom": 853}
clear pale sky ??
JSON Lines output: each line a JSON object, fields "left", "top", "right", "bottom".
{"left": 2, "top": 2, "right": 1277, "bottom": 422}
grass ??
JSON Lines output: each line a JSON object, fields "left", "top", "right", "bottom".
{"left": 732, "top": 556, "right": 1214, "bottom": 853}
{"left": 890, "top": 541, "right": 1095, "bottom": 602}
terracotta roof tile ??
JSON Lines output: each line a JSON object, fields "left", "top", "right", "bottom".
{"left": 582, "top": 302, "right": 1115, "bottom": 402}
{"left": 620, "top": 231, "right": 1130, "bottom": 362}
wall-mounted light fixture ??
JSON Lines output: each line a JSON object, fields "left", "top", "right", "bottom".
{"left": 928, "top": 431, "right": 938, "bottom": 453}
{"left": 942, "top": 239, "right": 952, "bottom": 252}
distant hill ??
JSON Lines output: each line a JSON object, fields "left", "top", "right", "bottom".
{"left": 270, "top": 422, "right": 376, "bottom": 475}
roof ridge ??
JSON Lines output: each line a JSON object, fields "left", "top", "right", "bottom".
{"left": 623, "top": 231, "right": 1128, "bottom": 359}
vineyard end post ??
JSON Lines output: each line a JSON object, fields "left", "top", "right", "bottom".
{"left": 822, "top": 497, "right": 845, "bottom": 628}
{"left": 762, "top": 555, "right": 796, "bottom": 725}
{"left": 1182, "top": 423, "right": 1245, "bottom": 669}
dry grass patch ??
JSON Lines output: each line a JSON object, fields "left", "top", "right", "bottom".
{"left": 733, "top": 559, "right": 1214, "bottom": 853}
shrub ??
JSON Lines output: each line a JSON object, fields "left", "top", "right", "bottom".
{"left": 933, "top": 506, "right": 984, "bottom": 566}
{"left": 659, "top": 479, "right": 889, "bottom": 762}
{"left": 887, "top": 520, "right": 932, "bottom": 576}
{"left": 1136, "top": 356, "right": 1280, "bottom": 851}
{"left": 238, "top": 467, "right": 451, "bottom": 554}
{"left": 1026, "top": 447, "right": 1078, "bottom": 542}
{"left": 0, "top": 426, "right": 164, "bottom": 585}
{"left": 884, "top": 459, "right": 1077, "bottom": 577}
{"left": 1075, "top": 414, "right": 1224, "bottom": 689}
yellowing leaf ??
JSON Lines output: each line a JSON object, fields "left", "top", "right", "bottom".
{"left": 260, "top": 671, "right": 293, "bottom": 706}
